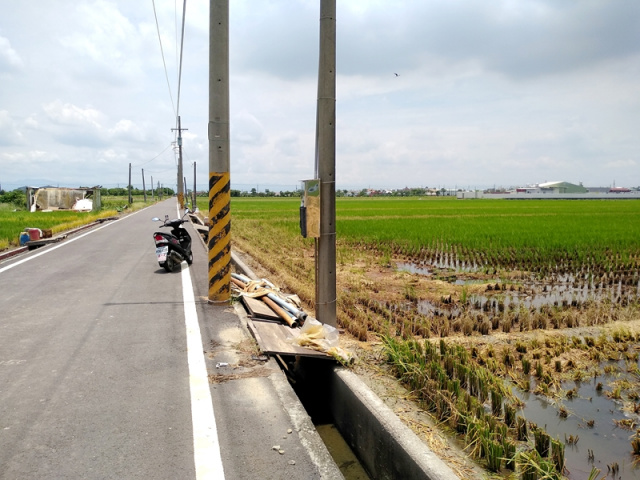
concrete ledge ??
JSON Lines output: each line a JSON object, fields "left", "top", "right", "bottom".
{"left": 330, "top": 367, "right": 459, "bottom": 480}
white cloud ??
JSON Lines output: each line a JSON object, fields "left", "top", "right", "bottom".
{"left": 0, "top": 110, "right": 25, "bottom": 146}
{"left": 42, "top": 100, "right": 104, "bottom": 128}
{"left": 0, "top": 35, "right": 23, "bottom": 71}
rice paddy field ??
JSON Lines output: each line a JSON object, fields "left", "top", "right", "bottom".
{"left": 213, "top": 196, "right": 640, "bottom": 478}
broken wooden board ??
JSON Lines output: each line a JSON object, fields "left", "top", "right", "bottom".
{"left": 241, "top": 295, "right": 281, "bottom": 321}
{"left": 247, "top": 320, "right": 331, "bottom": 359}
{"left": 25, "top": 235, "right": 67, "bottom": 248}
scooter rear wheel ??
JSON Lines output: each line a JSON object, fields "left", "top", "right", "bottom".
{"left": 163, "top": 257, "right": 174, "bottom": 272}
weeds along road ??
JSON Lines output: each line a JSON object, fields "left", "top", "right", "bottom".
{"left": 0, "top": 198, "right": 337, "bottom": 480}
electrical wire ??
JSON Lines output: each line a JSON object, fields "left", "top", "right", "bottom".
{"left": 151, "top": 0, "right": 177, "bottom": 117}
{"left": 132, "top": 142, "right": 174, "bottom": 167}
{"left": 175, "top": 0, "right": 187, "bottom": 122}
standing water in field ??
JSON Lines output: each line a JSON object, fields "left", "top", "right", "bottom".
{"left": 515, "top": 366, "right": 640, "bottom": 479}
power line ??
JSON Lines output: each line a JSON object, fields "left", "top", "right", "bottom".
{"left": 132, "top": 142, "right": 174, "bottom": 167}
{"left": 151, "top": 0, "right": 176, "bottom": 117}
{"left": 175, "top": 0, "right": 187, "bottom": 120}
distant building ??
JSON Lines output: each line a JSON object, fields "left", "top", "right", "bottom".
{"left": 537, "top": 181, "right": 588, "bottom": 194}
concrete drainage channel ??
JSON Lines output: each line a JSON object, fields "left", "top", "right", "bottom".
{"left": 232, "top": 252, "right": 460, "bottom": 480}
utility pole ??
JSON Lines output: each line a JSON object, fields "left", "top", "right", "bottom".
{"left": 193, "top": 162, "right": 197, "bottom": 210}
{"left": 208, "top": 0, "right": 231, "bottom": 303}
{"left": 184, "top": 177, "right": 188, "bottom": 208}
{"left": 142, "top": 169, "right": 147, "bottom": 202}
{"left": 128, "top": 163, "right": 132, "bottom": 205}
{"left": 172, "top": 116, "right": 188, "bottom": 208}
{"left": 314, "top": 0, "right": 337, "bottom": 327}
{"left": 151, "top": 175, "right": 154, "bottom": 201}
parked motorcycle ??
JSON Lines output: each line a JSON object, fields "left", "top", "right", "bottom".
{"left": 152, "top": 209, "right": 193, "bottom": 272}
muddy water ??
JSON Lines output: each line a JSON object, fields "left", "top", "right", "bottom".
{"left": 316, "top": 424, "right": 371, "bottom": 480}
{"left": 515, "top": 370, "right": 640, "bottom": 479}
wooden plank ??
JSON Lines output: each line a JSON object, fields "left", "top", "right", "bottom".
{"left": 241, "top": 296, "right": 281, "bottom": 321}
{"left": 248, "top": 320, "right": 331, "bottom": 359}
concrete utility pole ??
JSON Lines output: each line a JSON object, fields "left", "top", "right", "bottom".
{"left": 207, "top": 0, "right": 231, "bottom": 303}
{"left": 315, "top": 0, "right": 337, "bottom": 327}
{"left": 128, "top": 163, "right": 132, "bottom": 204}
{"left": 193, "top": 162, "right": 197, "bottom": 210}
{"left": 151, "top": 175, "right": 154, "bottom": 201}
{"left": 142, "top": 169, "right": 147, "bottom": 202}
{"left": 172, "top": 116, "right": 188, "bottom": 208}
{"left": 184, "top": 177, "right": 188, "bottom": 207}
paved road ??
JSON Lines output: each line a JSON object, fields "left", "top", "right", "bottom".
{"left": 0, "top": 199, "right": 340, "bottom": 480}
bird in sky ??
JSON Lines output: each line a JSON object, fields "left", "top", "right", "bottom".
{"left": 394, "top": 73, "right": 400, "bottom": 77}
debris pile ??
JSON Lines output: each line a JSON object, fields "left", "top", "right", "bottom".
{"left": 231, "top": 272, "right": 352, "bottom": 363}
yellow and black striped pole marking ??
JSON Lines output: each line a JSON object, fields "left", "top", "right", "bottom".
{"left": 207, "top": 172, "right": 231, "bottom": 302}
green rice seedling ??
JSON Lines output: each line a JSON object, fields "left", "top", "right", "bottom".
{"left": 456, "top": 363, "right": 469, "bottom": 389}
{"left": 464, "top": 418, "right": 484, "bottom": 459}
{"left": 448, "top": 379, "right": 461, "bottom": 399}
{"left": 485, "top": 438, "right": 503, "bottom": 472}
{"left": 503, "top": 439, "right": 516, "bottom": 471}
{"left": 516, "top": 341, "right": 528, "bottom": 354}
{"left": 518, "top": 449, "right": 562, "bottom": 480}
{"left": 587, "top": 467, "right": 602, "bottom": 480}
{"left": 534, "top": 428, "right": 550, "bottom": 458}
{"left": 516, "top": 416, "right": 528, "bottom": 441}
{"left": 439, "top": 338, "right": 447, "bottom": 357}
{"left": 502, "top": 348, "right": 514, "bottom": 368}
{"left": 551, "top": 438, "right": 565, "bottom": 473}
{"left": 522, "top": 357, "right": 531, "bottom": 375}
{"left": 555, "top": 360, "right": 562, "bottom": 372}
{"left": 491, "top": 389, "right": 503, "bottom": 416}
{"left": 518, "top": 450, "right": 539, "bottom": 480}
{"left": 504, "top": 403, "right": 516, "bottom": 428}
{"left": 535, "top": 361, "right": 544, "bottom": 379}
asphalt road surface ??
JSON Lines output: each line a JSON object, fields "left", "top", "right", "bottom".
{"left": 0, "top": 199, "right": 339, "bottom": 480}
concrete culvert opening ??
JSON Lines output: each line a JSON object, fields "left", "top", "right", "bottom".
{"left": 277, "top": 355, "right": 371, "bottom": 480}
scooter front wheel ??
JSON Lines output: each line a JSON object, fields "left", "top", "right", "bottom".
{"left": 186, "top": 250, "right": 193, "bottom": 265}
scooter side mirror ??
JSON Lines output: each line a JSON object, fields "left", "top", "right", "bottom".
{"left": 151, "top": 217, "right": 160, "bottom": 222}
{"left": 185, "top": 208, "right": 190, "bottom": 214}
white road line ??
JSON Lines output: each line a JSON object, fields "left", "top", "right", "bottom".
{"left": 181, "top": 261, "right": 226, "bottom": 479}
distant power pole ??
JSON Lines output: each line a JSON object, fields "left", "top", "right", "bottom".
{"left": 208, "top": 0, "right": 231, "bottom": 303}
{"left": 128, "top": 163, "right": 132, "bottom": 204}
{"left": 142, "top": 169, "right": 147, "bottom": 202}
{"left": 172, "top": 116, "right": 188, "bottom": 208}
{"left": 193, "top": 162, "right": 197, "bottom": 210}
{"left": 184, "top": 177, "right": 188, "bottom": 207}
{"left": 151, "top": 175, "right": 154, "bottom": 201}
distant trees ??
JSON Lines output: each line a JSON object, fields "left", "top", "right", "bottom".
{"left": 101, "top": 187, "right": 175, "bottom": 197}
{"left": 0, "top": 189, "right": 26, "bottom": 209}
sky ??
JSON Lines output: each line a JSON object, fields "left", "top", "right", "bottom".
{"left": 1, "top": 0, "right": 639, "bottom": 193}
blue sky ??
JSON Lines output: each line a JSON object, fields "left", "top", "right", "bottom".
{"left": 1, "top": 0, "right": 639, "bottom": 192}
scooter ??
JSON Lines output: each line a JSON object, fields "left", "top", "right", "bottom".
{"left": 152, "top": 209, "right": 193, "bottom": 272}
